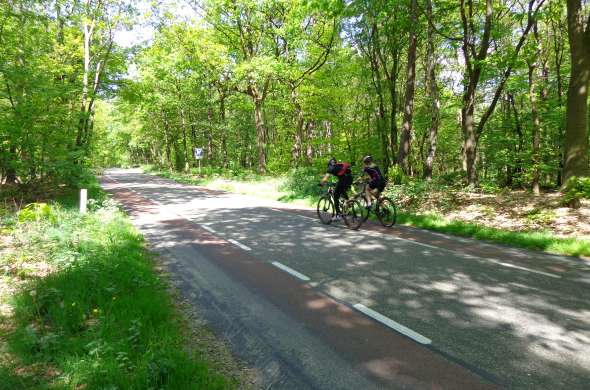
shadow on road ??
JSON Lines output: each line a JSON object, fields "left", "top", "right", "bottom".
{"left": 104, "top": 171, "right": 590, "bottom": 390}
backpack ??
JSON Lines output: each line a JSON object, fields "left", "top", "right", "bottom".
{"left": 366, "top": 166, "right": 385, "bottom": 183}
{"left": 336, "top": 162, "right": 351, "bottom": 176}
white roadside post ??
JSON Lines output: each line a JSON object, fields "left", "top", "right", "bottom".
{"left": 80, "top": 189, "right": 87, "bottom": 214}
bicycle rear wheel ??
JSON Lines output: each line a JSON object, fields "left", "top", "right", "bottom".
{"left": 317, "top": 196, "right": 335, "bottom": 224}
{"left": 342, "top": 199, "right": 364, "bottom": 230}
{"left": 376, "top": 197, "right": 397, "bottom": 227}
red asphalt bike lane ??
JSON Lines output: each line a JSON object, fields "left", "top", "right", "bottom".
{"left": 103, "top": 176, "right": 498, "bottom": 389}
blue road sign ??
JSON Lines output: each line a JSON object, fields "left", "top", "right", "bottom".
{"left": 194, "top": 147, "right": 203, "bottom": 160}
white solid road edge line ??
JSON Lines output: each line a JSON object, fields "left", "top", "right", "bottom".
{"left": 201, "top": 225, "right": 216, "bottom": 233}
{"left": 271, "top": 261, "right": 311, "bottom": 282}
{"left": 228, "top": 239, "right": 251, "bottom": 251}
{"left": 270, "top": 207, "right": 317, "bottom": 221}
{"left": 353, "top": 304, "right": 432, "bottom": 345}
{"left": 484, "top": 257, "right": 561, "bottom": 279}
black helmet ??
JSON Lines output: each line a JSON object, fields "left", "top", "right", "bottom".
{"left": 362, "top": 155, "right": 373, "bottom": 164}
{"left": 328, "top": 157, "right": 337, "bottom": 168}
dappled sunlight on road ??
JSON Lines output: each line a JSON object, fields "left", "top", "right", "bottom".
{"left": 101, "top": 170, "right": 590, "bottom": 389}
{"left": 363, "top": 358, "right": 409, "bottom": 384}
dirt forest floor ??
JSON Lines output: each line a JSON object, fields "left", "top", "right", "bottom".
{"left": 398, "top": 189, "right": 590, "bottom": 240}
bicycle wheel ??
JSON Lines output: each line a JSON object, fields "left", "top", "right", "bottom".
{"left": 376, "top": 197, "right": 397, "bottom": 227}
{"left": 358, "top": 196, "right": 371, "bottom": 222}
{"left": 342, "top": 199, "right": 364, "bottom": 230}
{"left": 317, "top": 195, "right": 335, "bottom": 224}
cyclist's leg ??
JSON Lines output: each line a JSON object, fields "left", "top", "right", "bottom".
{"left": 367, "top": 180, "right": 379, "bottom": 206}
{"left": 335, "top": 175, "right": 352, "bottom": 214}
{"left": 342, "top": 174, "right": 352, "bottom": 198}
{"left": 334, "top": 180, "right": 344, "bottom": 215}
{"left": 377, "top": 181, "right": 386, "bottom": 200}
{"left": 364, "top": 185, "right": 373, "bottom": 206}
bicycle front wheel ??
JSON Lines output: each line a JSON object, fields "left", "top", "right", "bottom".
{"left": 317, "top": 196, "right": 335, "bottom": 224}
{"left": 342, "top": 199, "right": 364, "bottom": 230}
{"left": 376, "top": 197, "right": 397, "bottom": 227}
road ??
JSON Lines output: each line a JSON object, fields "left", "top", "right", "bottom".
{"left": 101, "top": 168, "right": 590, "bottom": 389}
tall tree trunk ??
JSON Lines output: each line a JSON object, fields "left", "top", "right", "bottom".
{"left": 325, "top": 121, "right": 333, "bottom": 156}
{"left": 305, "top": 122, "right": 314, "bottom": 165}
{"left": 179, "top": 106, "right": 189, "bottom": 171}
{"left": 386, "top": 45, "right": 400, "bottom": 163}
{"left": 77, "top": 16, "right": 93, "bottom": 148}
{"left": 551, "top": 1, "right": 566, "bottom": 186}
{"left": 161, "top": 111, "right": 173, "bottom": 171}
{"left": 207, "top": 105, "right": 214, "bottom": 162}
{"left": 188, "top": 111, "right": 198, "bottom": 148}
{"left": 529, "top": 62, "right": 541, "bottom": 194}
{"left": 253, "top": 97, "right": 267, "bottom": 173}
{"left": 463, "top": 113, "right": 479, "bottom": 186}
{"left": 368, "top": 23, "right": 390, "bottom": 168}
{"left": 508, "top": 93, "right": 524, "bottom": 182}
{"left": 423, "top": 0, "right": 440, "bottom": 181}
{"left": 529, "top": 22, "right": 542, "bottom": 195}
{"left": 396, "top": 0, "right": 417, "bottom": 172}
{"left": 290, "top": 86, "right": 304, "bottom": 164}
{"left": 207, "top": 133, "right": 213, "bottom": 162}
{"left": 563, "top": 0, "right": 590, "bottom": 182}
{"left": 219, "top": 92, "right": 228, "bottom": 169}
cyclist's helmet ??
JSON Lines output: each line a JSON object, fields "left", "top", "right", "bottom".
{"left": 362, "top": 155, "right": 373, "bottom": 164}
{"left": 327, "top": 157, "right": 337, "bottom": 169}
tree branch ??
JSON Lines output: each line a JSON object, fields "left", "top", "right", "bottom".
{"left": 476, "top": 0, "right": 546, "bottom": 136}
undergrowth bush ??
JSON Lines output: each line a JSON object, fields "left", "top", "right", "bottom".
{"left": 524, "top": 208, "right": 556, "bottom": 225}
{"left": 17, "top": 203, "right": 57, "bottom": 224}
{"left": 279, "top": 167, "right": 324, "bottom": 199}
{"left": 562, "top": 176, "right": 590, "bottom": 208}
{"left": 1, "top": 192, "right": 232, "bottom": 389}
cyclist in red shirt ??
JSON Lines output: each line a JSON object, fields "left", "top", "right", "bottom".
{"left": 319, "top": 158, "right": 353, "bottom": 218}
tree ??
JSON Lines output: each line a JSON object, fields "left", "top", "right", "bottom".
{"left": 423, "top": 0, "right": 440, "bottom": 180}
{"left": 396, "top": 0, "right": 418, "bottom": 172}
{"left": 458, "top": 0, "right": 545, "bottom": 186}
{"left": 563, "top": 0, "right": 590, "bottom": 182}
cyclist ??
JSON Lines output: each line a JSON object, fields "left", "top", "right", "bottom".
{"left": 361, "top": 155, "right": 385, "bottom": 209}
{"left": 319, "top": 157, "right": 353, "bottom": 219}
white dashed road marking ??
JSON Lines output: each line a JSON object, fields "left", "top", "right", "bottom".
{"left": 481, "top": 257, "right": 562, "bottom": 279}
{"left": 353, "top": 304, "right": 432, "bottom": 345}
{"left": 201, "top": 225, "right": 216, "bottom": 233}
{"left": 228, "top": 239, "right": 251, "bottom": 251}
{"left": 272, "top": 262, "right": 311, "bottom": 282}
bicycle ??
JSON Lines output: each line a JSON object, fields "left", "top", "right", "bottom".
{"left": 316, "top": 183, "right": 365, "bottom": 230}
{"left": 350, "top": 179, "right": 397, "bottom": 227}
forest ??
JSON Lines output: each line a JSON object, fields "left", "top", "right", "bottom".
{"left": 1, "top": 0, "right": 590, "bottom": 196}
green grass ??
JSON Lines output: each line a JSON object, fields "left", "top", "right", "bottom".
{"left": 0, "top": 182, "right": 235, "bottom": 389}
{"left": 144, "top": 166, "right": 590, "bottom": 259}
{"left": 396, "top": 212, "right": 590, "bottom": 258}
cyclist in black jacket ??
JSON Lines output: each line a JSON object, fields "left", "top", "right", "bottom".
{"left": 361, "top": 155, "right": 385, "bottom": 209}
{"left": 319, "top": 158, "right": 353, "bottom": 218}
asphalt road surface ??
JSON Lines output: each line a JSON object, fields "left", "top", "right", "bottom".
{"left": 101, "top": 169, "right": 590, "bottom": 389}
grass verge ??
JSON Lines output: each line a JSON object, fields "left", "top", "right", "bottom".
{"left": 396, "top": 213, "right": 590, "bottom": 258}
{"left": 0, "top": 182, "right": 239, "bottom": 389}
{"left": 143, "top": 166, "right": 590, "bottom": 259}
